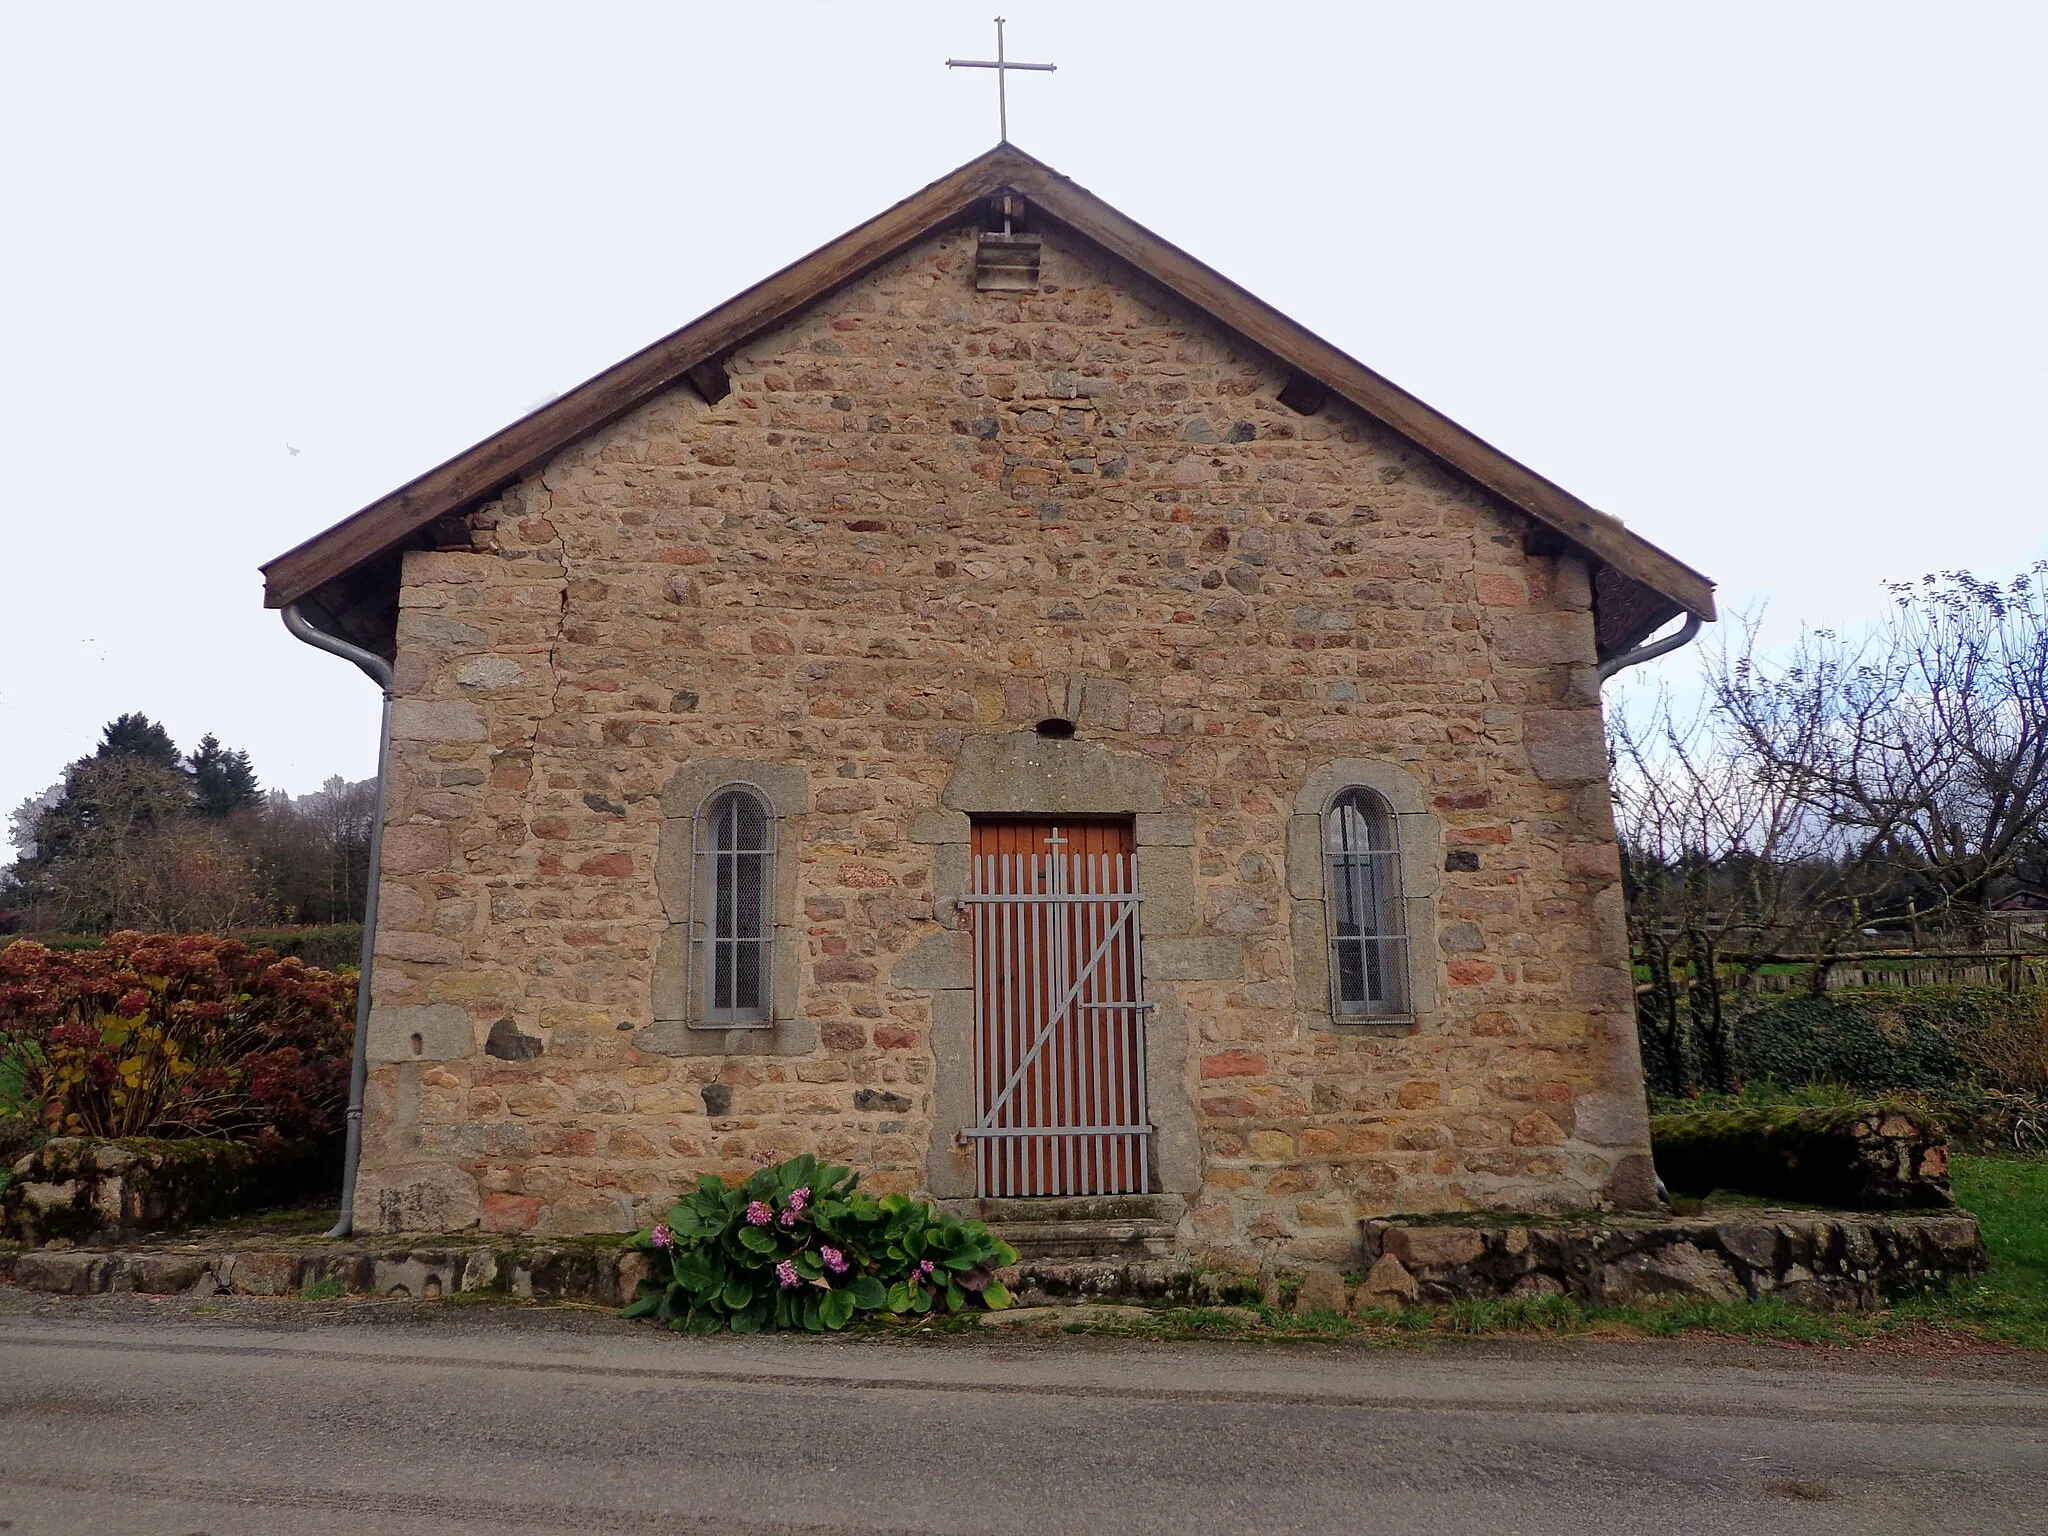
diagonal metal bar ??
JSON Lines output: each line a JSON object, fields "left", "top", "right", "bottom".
{"left": 971, "top": 892, "right": 1137, "bottom": 1129}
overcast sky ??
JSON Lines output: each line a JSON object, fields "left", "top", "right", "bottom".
{"left": 3, "top": 1, "right": 2043, "bottom": 823}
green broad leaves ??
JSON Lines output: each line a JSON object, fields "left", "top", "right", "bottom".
{"left": 620, "top": 1154, "right": 1020, "bottom": 1335}
{"left": 673, "top": 1253, "right": 718, "bottom": 1294}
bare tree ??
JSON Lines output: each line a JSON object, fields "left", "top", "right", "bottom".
{"left": 34, "top": 813, "right": 274, "bottom": 937}
{"left": 1611, "top": 665, "right": 1890, "bottom": 1093}
{"left": 72, "top": 822, "right": 275, "bottom": 933}
{"left": 1613, "top": 564, "right": 2048, "bottom": 1094}
{"left": 1713, "top": 565, "right": 2048, "bottom": 941}
{"left": 242, "top": 777, "right": 376, "bottom": 925}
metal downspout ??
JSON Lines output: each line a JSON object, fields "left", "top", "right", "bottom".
{"left": 281, "top": 602, "right": 394, "bottom": 1239}
{"left": 1595, "top": 608, "right": 1704, "bottom": 1206}
{"left": 1597, "top": 612, "right": 1703, "bottom": 684}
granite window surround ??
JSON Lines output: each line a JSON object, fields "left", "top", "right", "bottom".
{"left": 1286, "top": 758, "right": 1441, "bottom": 1035}
{"left": 645, "top": 758, "right": 812, "bottom": 1057}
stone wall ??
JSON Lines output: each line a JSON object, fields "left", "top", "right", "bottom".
{"left": 4, "top": 1138, "right": 278, "bottom": 1246}
{"left": 1, "top": 1209, "right": 1982, "bottom": 1316}
{"left": 355, "top": 220, "right": 1652, "bottom": 1260}
{"left": 1350, "top": 1210, "right": 1985, "bottom": 1312}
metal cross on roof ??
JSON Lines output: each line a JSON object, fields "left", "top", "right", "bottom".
{"left": 946, "top": 16, "right": 1055, "bottom": 143}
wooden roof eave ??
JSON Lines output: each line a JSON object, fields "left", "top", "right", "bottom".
{"left": 261, "top": 144, "right": 1717, "bottom": 627}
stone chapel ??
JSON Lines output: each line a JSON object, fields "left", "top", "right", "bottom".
{"left": 262, "top": 144, "right": 1717, "bottom": 1265}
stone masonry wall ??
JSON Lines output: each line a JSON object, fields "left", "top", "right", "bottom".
{"left": 355, "top": 220, "right": 1652, "bottom": 1262}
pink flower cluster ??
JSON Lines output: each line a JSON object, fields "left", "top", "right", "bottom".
{"left": 820, "top": 1246, "right": 849, "bottom": 1275}
{"left": 650, "top": 1223, "right": 674, "bottom": 1250}
{"left": 777, "top": 1186, "right": 811, "bottom": 1229}
{"left": 775, "top": 1260, "right": 801, "bottom": 1289}
{"left": 745, "top": 1201, "right": 773, "bottom": 1227}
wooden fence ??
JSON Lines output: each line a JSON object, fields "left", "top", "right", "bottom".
{"left": 1636, "top": 949, "right": 2048, "bottom": 997}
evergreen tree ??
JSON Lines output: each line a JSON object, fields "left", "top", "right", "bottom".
{"left": 188, "top": 734, "right": 261, "bottom": 816}
{"left": 4, "top": 714, "right": 367, "bottom": 933}
{"left": 96, "top": 713, "right": 182, "bottom": 770}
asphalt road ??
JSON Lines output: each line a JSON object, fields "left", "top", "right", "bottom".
{"left": 1, "top": 1294, "right": 2044, "bottom": 1535}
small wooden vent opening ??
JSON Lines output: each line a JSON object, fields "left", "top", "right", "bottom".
{"left": 976, "top": 193, "right": 1041, "bottom": 291}
{"left": 1276, "top": 372, "right": 1328, "bottom": 416}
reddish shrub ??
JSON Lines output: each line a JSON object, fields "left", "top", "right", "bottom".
{"left": 0, "top": 932, "right": 353, "bottom": 1149}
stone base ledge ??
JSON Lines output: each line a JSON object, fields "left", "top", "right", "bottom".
{"left": 1350, "top": 1209, "right": 1984, "bottom": 1313}
{"left": 0, "top": 1209, "right": 1986, "bottom": 1318}
{"left": 2, "top": 1136, "right": 336, "bottom": 1247}
{"left": 0, "top": 1236, "right": 647, "bottom": 1308}
{"left": 0, "top": 1235, "right": 1226, "bottom": 1313}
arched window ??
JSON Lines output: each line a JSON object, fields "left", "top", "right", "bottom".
{"left": 1324, "top": 787, "right": 1409, "bottom": 1017}
{"left": 692, "top": 786, "right": 776, "bottom": 1026}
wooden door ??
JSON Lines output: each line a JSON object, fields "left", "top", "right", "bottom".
{"left": 963, "top": 819, "right": 1149, "bottom": 1198}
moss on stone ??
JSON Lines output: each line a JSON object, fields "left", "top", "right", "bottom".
{"left": 1651, "top": 1101, "right": 1950, "bottom": 1209}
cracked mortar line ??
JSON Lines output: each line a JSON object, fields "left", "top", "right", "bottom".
{"left": 514, "top": 471, "right": 573, "bottom": 912}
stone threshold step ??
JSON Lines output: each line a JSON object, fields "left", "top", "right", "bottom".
{"left": 937, "top": 1194, "right": 1187, "bottom": 1261}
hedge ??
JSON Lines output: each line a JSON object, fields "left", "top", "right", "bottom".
{"left": 1733, "top": 990, "right": 1986, "bottom": 1093}
{"left": 1684, "top": 987, "right": 2048, "bottom": 1156}
{"left": 3, "top": 925, "right": 363, "bottom": 973}
{"left": 0, "top": 932, "right": 353, "bottom": 1147}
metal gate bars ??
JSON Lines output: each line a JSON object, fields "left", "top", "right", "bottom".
{"left": 961, "top": 830, "right": 1152, "bottom": 1198}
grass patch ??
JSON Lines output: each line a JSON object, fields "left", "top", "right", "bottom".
{"left": 1889, "top": 1154, "right": 2048, "bottom": 1349}
{"left": 1446, "top": 1293, "right": 1589, "bottom": 1335}
{"left": 1172, "top": 1306, "right": 1260, "bottom": 1334}
{"left": 297, "top": 1277, "right": 347, "bottom": 1302}
{"left": 441, "top": 1288, "right": 522, "bottom": 1308}
{"left": 1627, "top": 1296, "right": 1862, "bottom": 1344}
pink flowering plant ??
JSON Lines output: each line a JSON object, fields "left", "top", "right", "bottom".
{"left": 623, "top": 1153, "right": 1016, "bottom": 1334}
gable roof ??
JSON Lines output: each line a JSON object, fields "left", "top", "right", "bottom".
{"left": 261, "top": 142, "right": 1715, "bottom": 641}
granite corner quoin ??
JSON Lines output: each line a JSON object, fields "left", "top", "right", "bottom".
{"left": 264, "top": 146, "right": 1710, "bottom": 1264}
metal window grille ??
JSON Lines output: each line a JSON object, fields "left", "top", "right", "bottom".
{"left": 961, "top": 840, "right": 1151, "bottom": 1197}
{"left": 1325, "top": 788, "right": 1409, "bottom": 1018}
{"left": 688, "top": 785, "right": 775, "bottom": 1028}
